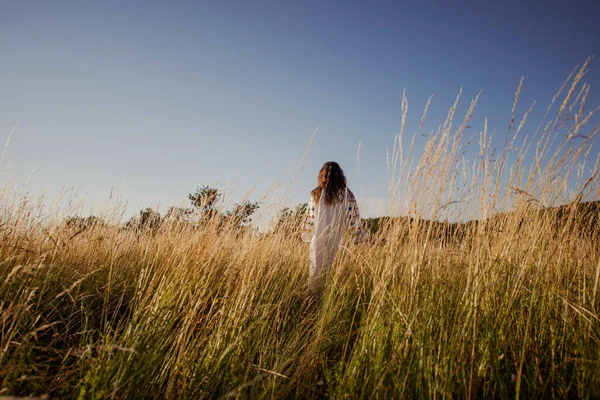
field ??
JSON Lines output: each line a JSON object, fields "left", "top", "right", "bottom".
{"left": 1, "top": 62, "right": 599, "bottom": 399}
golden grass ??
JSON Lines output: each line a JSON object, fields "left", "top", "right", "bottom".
{"left": 1, "top": 60, "right": 599, "bottom": 399}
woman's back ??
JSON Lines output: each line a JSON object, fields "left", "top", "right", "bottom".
{"left": 304, "top": 188, "right": 364, "bottom": 283}
{"left": 310, "top": 189, "right": 356, "bottom": 245}
{"left": 302, "top": 161, "right": 365, "bottom": 293}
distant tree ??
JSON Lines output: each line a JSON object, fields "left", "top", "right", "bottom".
{"left": 189, "top": 185, "right": 221, "bottom": 219}
{"left": 140, "top": 208, "right": 161, "bottom": 229}
{"left": 225, "top": 201, "right": 260, "bottom": 229}
{"left": 186, "top": 185, "right": 263, "bottom": 230}
{"left": 163, "top": 206, "right": 194, "bottom": 224}
{"left": 275, "top": 203, "right": 308, "bottom": 234}
{"left": 126, "top": 208, "right": 161, "bottom": 231}
{"left": 64, "top": 215, "right": 107, "bottom": 231}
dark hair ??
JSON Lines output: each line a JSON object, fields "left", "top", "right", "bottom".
{"left": 311, "top": 161, "right": 347, "bottom": 205}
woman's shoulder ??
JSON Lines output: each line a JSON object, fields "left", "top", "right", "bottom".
{"left": 345, "top": 188, "right": 356, "bottom": 201}
{"left": 309, "top": 188, "right": 319, "bottom": 203}
{"left": 333, "top": 188, "right": 356, "bottom": 204}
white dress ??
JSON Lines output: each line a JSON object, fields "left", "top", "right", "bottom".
{"left": 302, "top": 189, "right": 366, "bottom": 280}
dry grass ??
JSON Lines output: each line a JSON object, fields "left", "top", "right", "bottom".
{"left": 1, "top": 61, "right": 599, "bottom": 399}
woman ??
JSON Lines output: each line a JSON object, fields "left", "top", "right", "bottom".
{"left": 302, "top": 161, "right": 366, "bottom": 292}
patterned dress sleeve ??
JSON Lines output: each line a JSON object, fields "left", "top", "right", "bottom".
{"left": 346, "top": 191, "right": 367, "bottom": 244}
{"left": 301, "top": 197, "right": 316, "bottom": 243}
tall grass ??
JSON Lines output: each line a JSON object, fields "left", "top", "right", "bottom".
{"left": 1, "top": 61, "right": 599, "bottom": 399}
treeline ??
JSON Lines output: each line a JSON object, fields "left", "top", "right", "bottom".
{"left": 64, "top": 186, "right": 261, "bottom": 233}
{"left": 62, "top": 185, "right": 599, "bottom": 242}
{"left": 361, "top": 200, "right": 600, "bottom": 243}
{"left": 63, "top": 186, "right": 311, "bottom": 234}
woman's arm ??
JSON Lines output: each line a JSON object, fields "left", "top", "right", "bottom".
{"left": 347, "top": 191, "right": 367, "bottom": 244}
{"left": 301, "top": 197, "right": 316, "bottom": 243}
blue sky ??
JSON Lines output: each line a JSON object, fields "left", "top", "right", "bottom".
{"left": 1, "top": 0, "right": 599, "bottom": 222}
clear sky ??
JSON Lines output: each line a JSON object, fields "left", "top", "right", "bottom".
{"left": 1, "top": 0, "right": 599, "bottom": 222}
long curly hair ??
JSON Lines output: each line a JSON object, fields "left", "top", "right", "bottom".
{"left": 311, "top": 161, "right": 347, "bottom": 205}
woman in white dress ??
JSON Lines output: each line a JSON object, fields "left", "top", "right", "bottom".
{"left": 302, "top": 161, "right": 366, "bottom": 293}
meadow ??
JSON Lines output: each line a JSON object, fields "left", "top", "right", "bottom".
{"left": 1, "top": 61, "right": 599, "bottom": 399}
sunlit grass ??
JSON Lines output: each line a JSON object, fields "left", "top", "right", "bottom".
{"left": 1, "top": 60, "right": 599, "bottom": 399}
